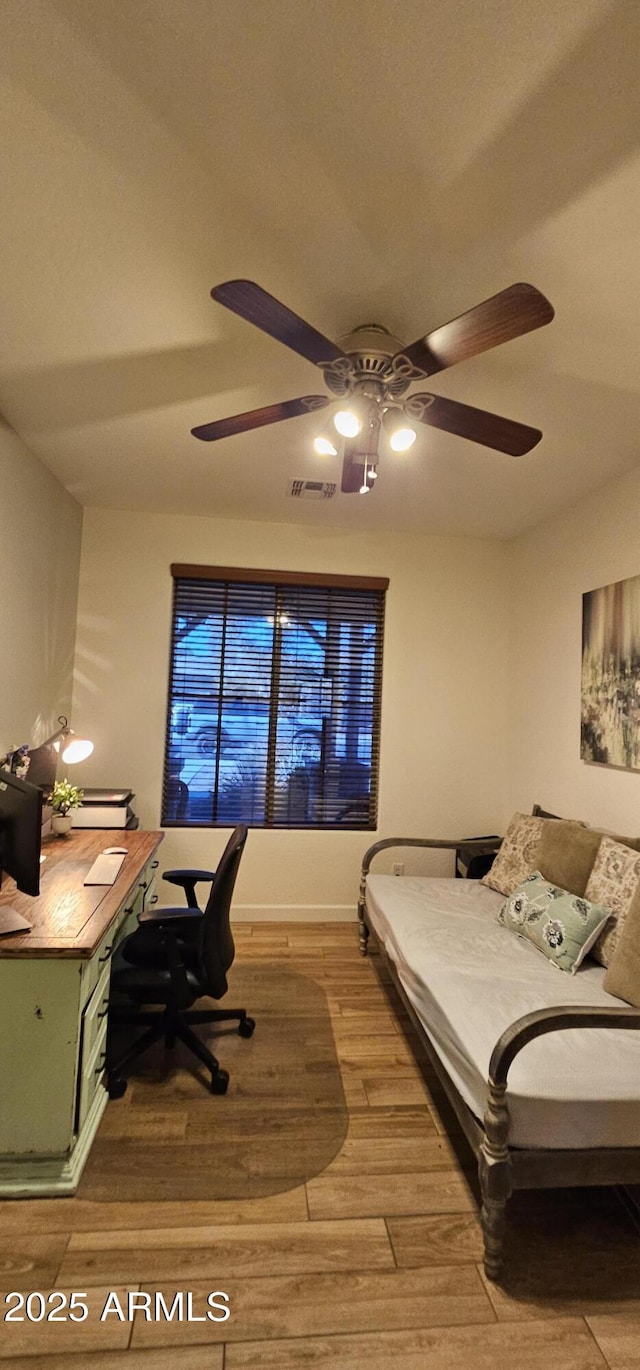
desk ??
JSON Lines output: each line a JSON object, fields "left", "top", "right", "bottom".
{"left": 0, "top": 827, "right": 163, "bottom": 1196}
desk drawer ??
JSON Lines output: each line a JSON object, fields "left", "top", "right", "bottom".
{"left": 81, "top": 960, "right": 111, "bottom": 1063}
{"left": 81, "top": 923, "right": 119, "bottom": 1002}
{"left": 77, "top": 1018, "right": 108, "bottom": 1134}
{"left": 111, "top": 860, "right": 159, "bottom": 948}
{"left": 139, "top": 859, "right": 160, "bottom": 909}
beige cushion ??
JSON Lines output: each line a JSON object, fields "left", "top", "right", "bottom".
{"left": 585, "top": 837, "right": 640, "bottom": 967}
{"left": 536, "top": 821, "right": 602, "bottom": 897}
{"left": 482, "top": 812, "right": 544, "bottom": 897}
{"left": 603, "top": 887, "right": 640, "bottom": 1005}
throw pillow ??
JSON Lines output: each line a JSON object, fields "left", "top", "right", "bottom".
{"left": 536, "top": 821, "right": 602, "bottom": 896}
{"left": 603, "top": 885, "right": 640, "bottom": 1006}
{"left": 585, "top": 836, "right": 640, "bottom": 967}
{"left": 482, "top": 812, "right": 544, "bottom": 896}
{"left": 497, "top": 872, "right": 611, "bottom": 974}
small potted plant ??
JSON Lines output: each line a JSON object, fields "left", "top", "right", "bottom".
{"left": 50, "top": 778, "right": 84, "bottom": 835}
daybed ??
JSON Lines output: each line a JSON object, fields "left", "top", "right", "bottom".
{"left": 357, "top": 811, "right": 640, "bottom": 1280}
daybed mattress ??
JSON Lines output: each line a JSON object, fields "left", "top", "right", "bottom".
{"left": 366, "top": 874, "right": 640, "bottom": 1149}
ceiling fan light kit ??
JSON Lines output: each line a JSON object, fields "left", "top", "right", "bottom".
{"left": 389, "top": 428, "right": 417, "bottom": 453}
{"left": 333, "top": 408, "right": 362, "bottom": 438}
{"left": 192, "top": 279, "right": 554, "bottom": 494}
{"left": 313, "top": 426, "right": 339, "bottom": 457}
{"left": 382, "top": 406, "right": 418, "bottom": 452}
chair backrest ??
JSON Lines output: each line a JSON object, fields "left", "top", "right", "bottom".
{"left": 197, "top": 824, "right": 248, "bottom": 998}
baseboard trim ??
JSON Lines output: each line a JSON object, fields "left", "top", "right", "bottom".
{"left": 233, "top": 905, "right": 356, "bottom": 923}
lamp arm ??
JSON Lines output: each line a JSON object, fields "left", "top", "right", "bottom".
{"left": 37, "top": 717, "right": 70, "bottom": 750}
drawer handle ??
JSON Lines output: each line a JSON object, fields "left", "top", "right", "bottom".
{"left": 94, "top": 1050, "right": 107, "bottom": 1077}
{"left": 139, "top": 879, "right": 148, "bottom": 890}
{"left": 97, "top": 999, "right": 109, "bottom": 1020}
{"left": 98, "top": 944, "right": 113, "bottom": 965}
{"left": 149, "top": 894, "right": 159, "bottom": 905}
{"left": 151, "top": 860, "right": 159, "bottom": 869}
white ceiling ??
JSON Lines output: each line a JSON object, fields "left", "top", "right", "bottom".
{"left": 0, "top": 0, "right": 638, "bottom": 538}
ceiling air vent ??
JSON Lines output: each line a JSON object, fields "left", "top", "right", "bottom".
{"left": 287, "top": 479, "right": 336, "bottom": 500}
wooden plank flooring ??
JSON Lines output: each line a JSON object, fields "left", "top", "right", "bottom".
{"left": 0, "top": 920, "right": 638, "bottom": 1367}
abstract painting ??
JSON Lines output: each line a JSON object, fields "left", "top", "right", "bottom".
{"left": 581, "top": 572, "right": 640, "bottom": 770}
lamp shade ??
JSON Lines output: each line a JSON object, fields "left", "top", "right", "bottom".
{"left": 382, "top": 406, "right": 417, "bottom": 452}
{"left": 61, "top": 735, "right": 94, "bottom": 764}
{"left": 334, "top": 409, "right": 361, "bottom": 438}
{"left": 313, "top": 425, "right": 339, "bottom": 456}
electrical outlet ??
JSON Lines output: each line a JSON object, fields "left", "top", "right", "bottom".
{"left": 392, "top": 862, "right": 404, "bottom": 876}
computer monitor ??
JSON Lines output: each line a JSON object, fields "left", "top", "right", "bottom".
{"left": 0, "top": 770, "right": 43, "bottom": 897}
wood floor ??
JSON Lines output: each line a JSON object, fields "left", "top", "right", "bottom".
{"left": 1, "top": 921, "right": 639, "bottom": 1368}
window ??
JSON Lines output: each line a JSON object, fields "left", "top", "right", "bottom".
{"left": 163, "top": 565, "right": 388, "bottom": 829}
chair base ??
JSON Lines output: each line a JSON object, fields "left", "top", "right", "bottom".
{"left": 107, "top": 1003, "right": 255, "bottom": 1098}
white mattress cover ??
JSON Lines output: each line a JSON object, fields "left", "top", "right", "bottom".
{"left": 366, "top": 874, "right": 640, "bottom": 1149}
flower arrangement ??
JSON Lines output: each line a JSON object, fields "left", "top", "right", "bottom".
{"left": 1, "top": 743, "right": 30, "bottom": 778}
{"left": 50, "top": 779, "right": 84, "bottom": 815}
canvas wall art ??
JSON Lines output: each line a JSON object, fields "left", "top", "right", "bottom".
{"left": 581, "top": 572, "right": 640, "bottom": 770}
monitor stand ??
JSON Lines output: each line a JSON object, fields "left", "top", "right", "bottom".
{"left": 0, "top": 907, "right": 32, "bottom": 936}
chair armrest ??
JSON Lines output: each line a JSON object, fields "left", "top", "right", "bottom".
{"left": 163, "top": 867, "right": 216, "bottom": 885}
{"left": 489, "top": 1004, "right": 640, "bottom": 1088}
{"left": 162, "top": 868, "right": 216, "bottom": 910}
{"left": 137, "top": 904, "right": 203, "bottom": 927}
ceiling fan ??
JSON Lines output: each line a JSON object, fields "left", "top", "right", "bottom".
{"left": 191, "top": 280, "right": 554, "bottom": 494}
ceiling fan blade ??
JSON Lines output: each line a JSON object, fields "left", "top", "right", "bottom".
{"left": 212, "top": 280, "right": 348, "bottom": 369}
{"left": 395, "top": 283, "right": 554, "bottom": 379}
{"left": 191, "top": 395, "right": 329, "bottom": 442}
{"left": 404, "top": 392, "right": 542, "bottom": 456}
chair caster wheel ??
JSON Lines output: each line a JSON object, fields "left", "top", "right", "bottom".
{"left": 238, "top": 1017, "right": 256, "bottom": 1038}
{"left": 107, "top": 1075, "right": 127, "bottom": 1100}
{"left": 211, "top": 1068, "right": 230, "bottom": 1095}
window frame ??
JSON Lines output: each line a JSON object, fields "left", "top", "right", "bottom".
{"left": 162, "top": 564, "right": 388, "bottom": 831}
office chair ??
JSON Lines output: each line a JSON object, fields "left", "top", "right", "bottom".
{"left": 106, "top": 824, "right": 254, "bottom": 1098}
{"left": 165, "top": 774, "right": 190, "bottom": 821}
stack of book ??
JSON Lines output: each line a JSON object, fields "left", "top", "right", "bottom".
{"left": 71, "top": 788, "right": 139, "bottom": 830}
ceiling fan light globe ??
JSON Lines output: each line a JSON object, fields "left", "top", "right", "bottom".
{"left": 314, "top": 434, "right": 338, "bottom": 456}
{"left": 389, "top": 425, "right": 417, "bottom": 452}
{"left": 334, "top": 409, "right": 361, "bottom": 438}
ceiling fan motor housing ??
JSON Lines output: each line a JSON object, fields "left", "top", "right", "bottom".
{"left": 324, "top": 324, "right": 412, "bottom": 400}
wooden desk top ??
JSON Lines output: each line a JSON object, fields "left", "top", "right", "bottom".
{"left": 0, "top": 828, "right": 164, "bottom": 959}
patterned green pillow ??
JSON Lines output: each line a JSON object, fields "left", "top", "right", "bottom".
{"left": 497, "top": 872, "right": 612, "bottom": 974}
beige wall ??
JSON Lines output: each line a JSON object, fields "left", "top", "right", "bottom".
{"left": 72, "top": 508, "right": 510, "bottom": 915}
{"left": 507, "top": 464, "right": 640, "bottom": 833}
{"left": 5, "top": 425, "right": 637, "bottom": 916}
{"left": 0, "top": 420, "right": 82, "bottom": 755}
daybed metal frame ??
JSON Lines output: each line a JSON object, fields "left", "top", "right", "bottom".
{"left": 358, "top": 836, "right": 640, "bottom": 1280}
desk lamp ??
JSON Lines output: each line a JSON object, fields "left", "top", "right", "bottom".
{"left": 26, "top": 717, "right": 93, "bottom": 790}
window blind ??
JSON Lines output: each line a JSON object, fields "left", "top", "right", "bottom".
{"left": 162, "top": 566, "right": 387, "bottom": 829}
